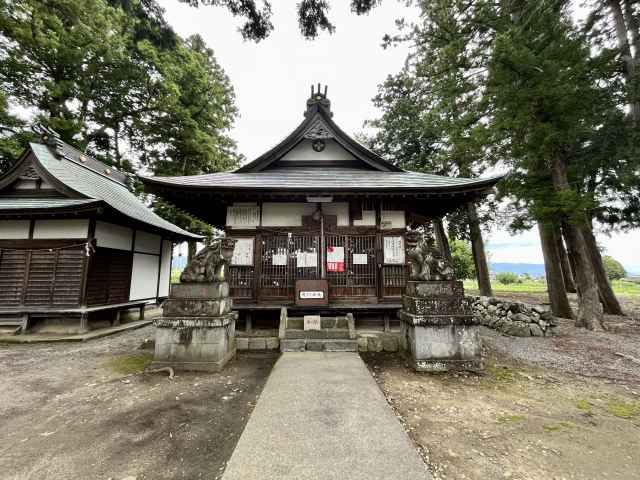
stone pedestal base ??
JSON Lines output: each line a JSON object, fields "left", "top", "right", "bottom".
{"left": 398, "top": 280, "right": 482, "bottom": 372}
{"left": 151, "top": 282, "right": 237, "bottom": 373}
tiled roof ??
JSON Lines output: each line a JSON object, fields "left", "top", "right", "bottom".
{"left": 0, "top": 198, "right": 101, "bottom": 211}
{"left": 143, "top": 167, "right": 501, "bottom": 192}
{"left": 29, "top": 143, "right": 200, "bottom": 239}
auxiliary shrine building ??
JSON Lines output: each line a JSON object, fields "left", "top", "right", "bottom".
{"left": 143, "top": 87, "right": 499, "bottom": 329}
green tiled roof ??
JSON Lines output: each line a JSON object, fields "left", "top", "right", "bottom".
{"left": 30, "top": 143, "right": 200, "bottom": 239}
{"left": 0, "top": 198, "right": 100, "bottom": 211}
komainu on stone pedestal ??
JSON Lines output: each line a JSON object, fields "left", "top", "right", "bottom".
{"left": 150, "top": 238, "right": 238, "bottom": 373}
{"left": 399, "top": 229, "right": 482, "bottom": 372}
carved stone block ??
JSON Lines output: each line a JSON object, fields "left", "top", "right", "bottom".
{"left": 398, "top": 280, "right": 482, "bottom": 372}
{"left": 151, "top": 281, "right": 236, "bottom": 373}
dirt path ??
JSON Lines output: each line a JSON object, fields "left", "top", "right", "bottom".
{"left": 0, "top": 327, "right": 278, "bottom": 480}
{"left": 363, "top": 323, "right": 640, "bottom": 480}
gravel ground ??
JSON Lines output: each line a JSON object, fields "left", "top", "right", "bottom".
{"left": 482, "top": 293, "right": 640, "bottom": 384}
{"left": 0, "top": 326, "right": 278, "bottom": 480}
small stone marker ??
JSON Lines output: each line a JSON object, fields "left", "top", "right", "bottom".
{"left": 304, "top": 315, "right": 321, "bottom": 331}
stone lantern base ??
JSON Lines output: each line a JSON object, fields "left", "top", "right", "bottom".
{"left": 150, "top": 282, "right": 237, "bottom": 372}
{"left": 398, "top": 281, "right": 481, "bottom": 372}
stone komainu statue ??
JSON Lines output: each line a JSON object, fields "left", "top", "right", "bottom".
{"left": 405, "top": 227, "right": 455, "bottom": 282}
{"left": 180, "top": 237, "right": 237, "bottom": 283}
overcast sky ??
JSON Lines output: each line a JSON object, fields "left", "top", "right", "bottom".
{"left": 158, "top": 0, "right": 640, "bottom": 274}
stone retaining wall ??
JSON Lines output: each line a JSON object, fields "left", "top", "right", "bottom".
{"left": 470, "top": 296, "right": 558, "bottom": 337}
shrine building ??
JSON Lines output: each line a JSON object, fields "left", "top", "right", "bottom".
{"left": 142, "top": 86, "right": 499, "bottom": 330}
{"left": 0, "top": 127, "right": 199, "bottom": 334}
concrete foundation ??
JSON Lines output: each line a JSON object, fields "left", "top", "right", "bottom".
{"left": 151, "top": 282, "right": 237, "bottom": 372}
{"left": 398, "top": 280, "right": 482, "bottom": 372}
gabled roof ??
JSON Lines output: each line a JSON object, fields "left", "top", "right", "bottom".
{"left": 0, "top": 137, "right": 200, "bottom": 240}
{"left": 235, "top": 85, "right": 404, "bottom": 173}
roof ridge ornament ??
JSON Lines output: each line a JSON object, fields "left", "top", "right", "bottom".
{"left": 32, "top": 123, "right": 66, "bottom": 159}
{"left": 305, "top": 83, "right": 333, "bottom": 118}
{"left": 303, "top": 117, "right": 334, "bottom": 140}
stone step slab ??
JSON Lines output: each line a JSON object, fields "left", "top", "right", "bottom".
{"left": 280, "top": 338, "right": 358, "bottom": 352}
{"left": 284, "top": 328, "right": 351, "bottom": 339}
{"left": 287, "top": 317, "right": 348, "bottom": 330}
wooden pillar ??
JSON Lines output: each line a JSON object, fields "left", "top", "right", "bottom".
{"left": 79, "top": 312, "right": 89, "bottom": 331}
{"left": 245, "top": 311, "right": 253, "bottom": 334}
{"left": 383, "top": 312, "right": 390, "bottom": 332}
{"left": 139, "top": 304, "right": 145, "bottom": 320}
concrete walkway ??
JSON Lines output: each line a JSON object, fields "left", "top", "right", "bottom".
{"left": 222, "top": 352, "right": 430, "bottom": 480}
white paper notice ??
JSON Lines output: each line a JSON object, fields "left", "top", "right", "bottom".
{"left": 304, "top": 315, "right": 321, "bottom": 330}
{"left": 272, "top": 252, "right": 288, "bottom": 266}
{"left": 231, "top": 238, "right": 254, "bottom": 266}
{"left": 383, "top": 236, "right": 405, "bottom": 264}
{"left": 296, "top": 250, "right": 318, "bottom": 268}
{"left": 352, "top": 253, "right": 368, "bottom": 265}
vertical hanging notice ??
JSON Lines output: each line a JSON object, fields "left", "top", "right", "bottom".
{"left": 231, "top": 238, "right": 254, "bottom": 266}
{"left": 326, "top": 246, "right": 345, "bottom": 272}
{"left": 383, "top": 236, "right": 405, "bottom": 264}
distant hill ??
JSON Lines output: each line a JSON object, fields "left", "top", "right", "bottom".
{"left": 490, "top": 263, "right": 546, "bottom": 277}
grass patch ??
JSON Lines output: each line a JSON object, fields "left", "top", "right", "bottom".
{"left": 463, "top": 278, "right": 640, "bottom": 297}
{"left": 106, "top": 353, "right": 153, "bottom": 375}
{"left": 485, "top": 363, "right": 517, "bottom": 382}
{"left": 576, "top": 399, "right": 593, "bottom": 416}
{"left": 606, "top": 401, "right": 640, "bottom": 419}
{"left": 543, "top": 421, "right": 577, "bottom": 433}
{"left": 498, "top": 414, "right": 526, "bottom": 424}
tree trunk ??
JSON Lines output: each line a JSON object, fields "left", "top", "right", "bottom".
{"left": 551, "top": 158, "right": 604, "bottom": 330}
{"left": 583, "top": 223, "right": 624, "bottom": 315}
{"left": 187, "top": 241, "right": 197, "bottom": 263}
{"left": 553, "top": 224, "right": 576, "bottom": 293}
{"left": 538, "top": 222, "right": 574, "bottom": 319}
{"left": 608, "top": 0, "right": 640, "bottom": 124}
{"left": 466, "top": 203, "right": 492, "bottom": 297}
{"left": 434, "top": 217, "right": 453, "bottom": 263}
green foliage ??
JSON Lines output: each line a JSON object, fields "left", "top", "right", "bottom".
{"left": 449, "top": 239, "right": 475, "bottom": 280}
{"left": 0, "top": 0, "right": 240, "bottom": 231}
{"left": 495, "top": 272, "right": 520, "bottom": 285}
{"left": 179, "top": 0, "right": 382, "bottom": 40}
{"left": 602, "top": 255, "right": 626, "bottom": 280}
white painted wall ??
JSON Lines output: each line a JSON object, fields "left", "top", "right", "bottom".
{"left": 130, "top": 253, "right": 160, "bottom": 300}
{"left": 33, "top": 219, "right": 89, "bottom": 239}
{"left": 280, "top": 139, "right": 356, "bottom": 161}
{"left": 134, "top": 230, "right": 161, "bottom": 254}
{"left": 322, "top": 202, "right": 349, "bottom": 226}
{"left": 380, "top": 210, "right": 406, "bottom": 229}
{"left": 158, "top": 240, "right": 173, "bottom": 297}
{"left": 0, "top": 220, "right": 30, "bottom": 239}
{"left": 95, "top": 221, "right": 133, "bottom": 250}
{"left": 353, "top": 210, "right": 376, "bottom": 226}
{"left": 262, "top": 202, "right": 316, "bottom": 227}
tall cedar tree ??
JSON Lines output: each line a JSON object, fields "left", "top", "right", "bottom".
{"left": 0, "top": 0, "right": 241, "bottom": 236}
{"left": 488, "top": 0, "right": 618, "bottom": 329}
{"left": 369, "top": 0, "right": 496, "bottom": 295}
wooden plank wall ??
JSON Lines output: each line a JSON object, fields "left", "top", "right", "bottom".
{"left": 85, "top": 247, "right": 133, "bottom": 306}
{"left": 0, "top": 244, "right": 85, "bottom": 307}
